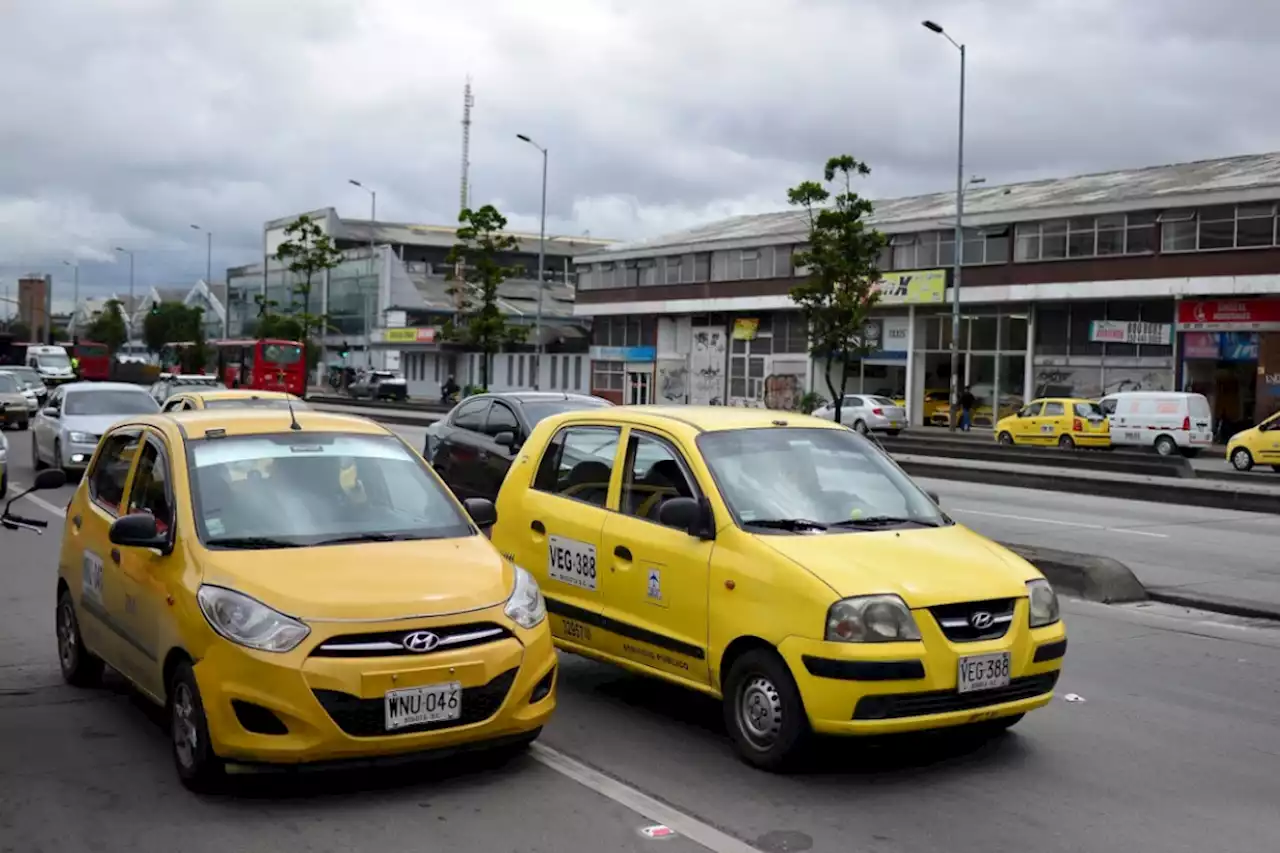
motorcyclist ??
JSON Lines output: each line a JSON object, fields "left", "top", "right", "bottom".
{"left": 441, "top": 376, "right": 459, "bottom": 405}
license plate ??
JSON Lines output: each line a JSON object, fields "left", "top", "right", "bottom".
{"left": 384, "top": 682, "right": 462, "bottom": 731}
{"left": 548, "top": 535, "right": 598, "bottom": 591}
{"left": 957, "top": 652, "right": 1011, "bottom": 693}
{"left": 888, "top": 421, "right": 900, "bottom": 428}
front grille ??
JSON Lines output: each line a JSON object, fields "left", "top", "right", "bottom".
{"left": 310, "top": 622, "right": 513, "bottom": 658}
{"left": 929, "top": 598, "right": 1016, "bottom": 642}
{"left": 313, "top": 668, "right": 518, "bottom": 737}
{"left": 853, "top": 672, "right": 1059, "bottom": 720}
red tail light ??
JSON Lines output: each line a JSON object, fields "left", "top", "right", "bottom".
{"left": 1181, "top": 415, "right": 1191, "bottom": 431}
{"left": 872, "top": 408, "right": 884, "bottom": 416}
{"left": 1073, "top": 418, "right": 1083, "bottom": 432}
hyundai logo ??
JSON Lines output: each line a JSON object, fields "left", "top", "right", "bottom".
{"left": 402, "top": 631, "right": 441, "bottom": 653}
{"left": 969, "top": 611, "right": 995, "bottom": 630}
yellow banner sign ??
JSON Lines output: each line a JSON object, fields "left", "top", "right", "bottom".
{"left": 732, "top": 318, "right": 759, "bottom": 340}
{"left": 383, "top": 327, "right": 437, "bottom": 344}
{"left": 874, "top": 269, "right": 946, "bottom": 304}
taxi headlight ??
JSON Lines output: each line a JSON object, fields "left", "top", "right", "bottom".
{"left": 825, "top": 594, "right": 921, "bottom": 643}
{"left": 504, "top": 566, "right": 546, "bottom": 630}
{"left": 1027, "top": 579, "right": 1060, "bottom": 628}
{"left": 196, "top": 585, "right": 310, "bottom": 653}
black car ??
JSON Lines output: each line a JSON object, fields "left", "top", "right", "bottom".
{"left": 426, "top": 391, "right": 613, "bottom": 501}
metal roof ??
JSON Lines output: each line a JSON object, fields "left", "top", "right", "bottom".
{"left": 583, "top": 150, "right": 1280, "bottom": 260}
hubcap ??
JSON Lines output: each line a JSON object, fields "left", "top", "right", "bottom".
{"left": 856, "top": 422, "right": 868, "bottom": 434}
{"left": 738, "top": 675, "right": 783, "bottom": 750}
{"left": 1233, "top": 450, "right": 1250, "bottom": 470}
{"left": 56, "top": 600, "right": 76, "bottom": 671}
{"left": 172, "top": 683, "right": 199, "bottom": 769}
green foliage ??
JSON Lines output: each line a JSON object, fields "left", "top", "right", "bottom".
{"left": 142, "top": 302, "right": 205, "bottom": 354}
{"left": 797, "top": 390, "right": 827, "bottom": 414}
{"left": 442, "top": 205, "right": 528, "bottom": 387}
{"left": 6, "top": 321, "right": 31, "bottom": 341}
{"left": 787, "top": 154, "right": 888, "bottom": 425}
{"left": 83, "top": 299, "right": 129, "bottom": 353}
{"left": 273, "top": 214, "right": 344, "bottom": 372}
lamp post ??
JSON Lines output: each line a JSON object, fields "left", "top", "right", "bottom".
{"left": 63, "top": 261, "right": 79, "bottom": 338}
{"left": 517, "top": 133, "right": 548, "bottom": 390}
{"left": 115, "top": 247, "right": 135, "bottom": 342}
{"left": 190, "top": 224, "right": 223, "bottom": 336}
{"left": 923, "top": 19, "right": 966, "bottom": 432}
{"left": 349, "top": 179, "right": 377, "bottom": 367}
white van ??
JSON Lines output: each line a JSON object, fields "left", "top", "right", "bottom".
{"left": 1098, "top": 391, "right": 1213, "bottom": 456}
{"left": 25, "top": 345, "right": 76, "bottom": 385}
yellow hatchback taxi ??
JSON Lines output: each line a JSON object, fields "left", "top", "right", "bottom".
{"left": 491, "top": 407, "right": 1066, "bottom": 770}
{"left": 53, "top": 409, "right": 556, "bottom": 790}
{"left": 160, "top": 388, "right": 306, "bottom": 413}
{"left": 995, "top": 397, "right": 1110, "bottom": 449}
{"left": 1226, "top": 410, "right": 1280, "bottom": 472}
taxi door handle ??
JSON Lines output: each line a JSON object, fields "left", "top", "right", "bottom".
{"left": 531, "top": 520, "right": 545, "bottom": 534}
{"left": 614, "top": 545, "right": 632, "bottom": 561}
{"left": 110, "top": 548, "right": 121, "bottom": 565}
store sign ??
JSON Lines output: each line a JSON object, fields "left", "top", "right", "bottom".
{"left": 382, "top": 327, "right": 437, "bottom": 344}
{"left": 1176, "top": 298, "right": 1280, "bottom": 331}
{"left": 873, "top": 270, "right": 946, "bottom": 305}
{"left": 1088, "top": 320, "right": 1172, "bottom": 345}
{"left": 1182, "top": 332, "right": 1258, "bottom": 361}
{"left": 590, "top": 345, "right": 655, "bottom": 362}
{"left": 731, "top": 318, "right": 759, "bottom": 340}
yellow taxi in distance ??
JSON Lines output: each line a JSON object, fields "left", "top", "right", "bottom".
{"left": 490, "top": 406, "right": 1066, "bottom": 770}
{"left": 1226, "top": 410, "right": 1280, "bottom": 472}
{"left": 995, "top": 397, "right": 1110, "bottom": 449}
{"left": 53, "top": 408, "right": 555, "bottom": 790}
{"left": 160, "top": 388, "right": 307, "bottom": 412}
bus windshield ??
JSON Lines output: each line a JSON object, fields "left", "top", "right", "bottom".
{"left": 261, "top": 343, "right": 303, "bottom": 365}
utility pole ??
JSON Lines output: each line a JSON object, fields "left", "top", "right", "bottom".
{"left": 517, "top": 134, "right": 548, "bottom": 389}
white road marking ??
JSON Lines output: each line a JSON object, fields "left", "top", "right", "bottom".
{"left": 953, "top": 507, "right": 1169, "bottom": 538}
{"left": 531, "top": 743, "right": 760, "bottom": 853}
{"left": 7, "top": 483, "right": 66, "bottom": 519}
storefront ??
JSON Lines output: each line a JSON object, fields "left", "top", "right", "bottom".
{"left": 1178, "top": 297, "right": 1280, "bottom": 432}
{"left": 591, "top": 344, "right": 656, "bottom": 404}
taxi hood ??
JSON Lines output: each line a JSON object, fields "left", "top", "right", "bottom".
{"left": 198, "top": 536, "right": 513, "bottom": 622}
{"left": 755, "top": 524, "right": 1036, "bottom": 609}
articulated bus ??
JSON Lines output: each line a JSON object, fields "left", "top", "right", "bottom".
{"left": 160, "top": 338, "right": 306, "bottom": 397}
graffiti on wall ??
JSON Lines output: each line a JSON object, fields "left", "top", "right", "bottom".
{"left": 656, "top": 360, "right": 688, "bottom": 404}
{"left": 1034, "top": 365, "right": 1172, "bottom": 399}
{"left": 689, "top": 328, "right": 726, "bottom": 405}
{"left": 764, "top": 373, "right": 802, "bottom": 411}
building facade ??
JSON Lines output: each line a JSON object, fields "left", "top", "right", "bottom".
{"left": 227, "top": 208, "right": 611, "bottom": 397}
{"left": 18, "top": 275, "right": 50, "bottom": 342}
{"left": 574, "top": 151, "right": 1280, "bottom": 430}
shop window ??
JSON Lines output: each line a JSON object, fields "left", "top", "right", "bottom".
{"left": 1103, "top": 301, "right": 1141, "bottom": 357}
{"left": 592, "top": 360, "right": 625, "bottom": 391}
{"left": 1069, "top": 301, "right": 1105, "bottom": 355}
{"left": 774, "top": 312, "right": 809, "bottom": 353}
{"left": 1034, "top": 306, "right": 1069, "bottom": 355}
{"left": 999, "top": 314, "right": 1028, "bottom": 351}
{"left": 969, "top": 316, "right": 999, "bottom": 350}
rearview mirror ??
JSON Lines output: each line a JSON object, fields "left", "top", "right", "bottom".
{"left": 657, "top": 496, "right": 716, "bottom": 540}
{"left": 493, "top": 431, "right": 516, "bottom": 449}
{"left": 33, "top": 469, "right": 67, "bottom": 491}
{"left": 41, "top": 407, "right": 58, "bottom": 418}
{"left": 462, "top": 497, "right": 498, "bottom": 531}
{"left": 109, "top": 512, "right": 170, "bottom": 553}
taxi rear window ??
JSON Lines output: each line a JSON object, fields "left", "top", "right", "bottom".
{"left": 1073, "top": 402, "right": 1104, "bottom": 418}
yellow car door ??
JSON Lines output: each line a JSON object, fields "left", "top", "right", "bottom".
{"left": 1011, "top": 400, "right": 1044, "bottom": 443}
{"left": 1039, "top": 400, "right": 1068, "bottom": 444}
{"left": 597, "top": 426, "right": 712, "bottom": 686}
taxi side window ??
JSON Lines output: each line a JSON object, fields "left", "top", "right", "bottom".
{"left": 163, "top": 397, "right": 185, "bottom": 412}
{"left": 532, "top": 425, "right": 620, "bottom": 509}
{"left": 1018, "top": 403, "right": 1041, "bottom": 418}
{"left": 1043, "top": 402, "right": 1066, "bottom": 417}
{"left": 89, "top": 431, "right": 141, "bottom": 514}
{"left": 621, "top": 432, "right": 697, "bottom": 525}
{"left": 126, "top": 440, "right": 174, "bottom": 535}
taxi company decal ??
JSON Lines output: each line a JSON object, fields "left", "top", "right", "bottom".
{"left": 82, "top": 550, "right": 104, "bottom": 605}
{"left": 646, "top": 566, "right": 664, "bottom": 605}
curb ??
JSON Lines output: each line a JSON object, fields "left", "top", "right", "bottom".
{"left": 1144, "top": 588, "right": 1280, "bottom": 622}
{"left": 1000, "top": 542, "right": 1148, "bottom": 604}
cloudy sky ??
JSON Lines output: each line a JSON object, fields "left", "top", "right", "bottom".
{"left": 1, "top": 0, "right": 1277, "bottom": 312}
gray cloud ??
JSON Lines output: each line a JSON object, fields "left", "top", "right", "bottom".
{"left": 2, "top": 0, "right": 1279, "bottom": 308}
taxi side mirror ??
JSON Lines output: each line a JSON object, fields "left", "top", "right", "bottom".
{"left": 657, "top": 496, "right": 715, "bottom": 540}
{"left": 493, "top": 431, "right": 516, "bottom": 449}
{"left": 109, "top": 512, "right": 171, "bottom": 554}
{"left": 462, "top": 497, "right": 497, "bottom": 530}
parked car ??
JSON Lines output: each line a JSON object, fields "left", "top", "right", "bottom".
{"left": 348, "top": 369, "right": 409, "bottom": 401}
{"left": 0, "top": 365, "right": 47, "bottom": 411}
{"left": 1097, "top": 391, "right": 1212, "bottom": 457}
{"left": 1225, "top": 410, "right": 1280, "bottom": 472}
{"left": 427, "top": 392, "right": 614, "bottom": 501}
{"left": 0, "top": 372, "right": 30, "bottom": 430}
{"left": 811, "top": 394, "right": 907, "bottom": 435}
{"left": 995, "top": 398, "right": 1110, "bottom": 449}
{"left": 149, "top": 374, "right": 226, "bottom": 405}
{"left": 32, "top": 381, "right": 160, "bottom": 475}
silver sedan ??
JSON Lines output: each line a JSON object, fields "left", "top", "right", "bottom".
{"left": 811, "top": 394, "right": 908, "bottom": 435}
{"left": 31, "top": 382, "right": 160, "bottom": 475}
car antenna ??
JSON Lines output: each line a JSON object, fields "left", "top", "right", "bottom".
{"left": 287, "top": 396, "right": 302, "bottom": 431}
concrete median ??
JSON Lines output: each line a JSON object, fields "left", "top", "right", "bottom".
{"left": 1000, "top": 542, "right": 1147, "bottom": 604}
{"left": 878, "top": 434, "right": 1194, "bottom": 478}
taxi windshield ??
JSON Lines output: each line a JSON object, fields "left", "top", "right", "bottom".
{"left": 697, "top": 427, "right": 948, "bottom": 532}
{"left": 188, "top": 432, "right": 473, "bottom": 549}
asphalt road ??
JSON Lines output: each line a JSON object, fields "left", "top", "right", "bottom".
{"left": 4, "top": 432, "right": 1280, "bottom": 852}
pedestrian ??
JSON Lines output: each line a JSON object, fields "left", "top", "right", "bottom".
{"left": 960, "top": 386, "right": 975, "bottom": 431}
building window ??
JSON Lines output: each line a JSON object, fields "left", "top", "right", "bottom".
{"left": 1237, "top": 203, "right": 1277, "bottom": 247}
{"left": 773, "top": 245, "right": 793, "bottom": 277}
{"left": 591, "top": 316, "right": 654, "bottom": 348}
{"left": 1160, "top": 210, "right": 1197, "bottom": 252}
{"left": 1016, "top": 213, "right": 1157, "bottom": 262}
{"left": 692, "top": 253, "right": 711, "bottom": 282}
{"left": 593, "top": 359, "right": 624, "bottom": 391}
{"left": 664, "top": 256, "right": 682, "bottom": 284}
{"left": 549, "top": 355, "right": 557, "bottom": 389}
{"left": 773, "top": 312, "right": 808, "bottom": 353}
{"left": 1162, "top": 203, "right": 1280, "bottom": 252}
{"left": 741, "top": 250, "right": 760, "bottom": 279}
{"left": 573, "top": 355, "right": 582, "bottom": 389}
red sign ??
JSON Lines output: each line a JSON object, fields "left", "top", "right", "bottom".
{"left": 1176, "top": 298, "right": 1280, "bottom": 331}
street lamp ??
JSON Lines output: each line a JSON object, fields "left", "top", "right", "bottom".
{"left": 115, "top": 247, "right": 135, "bottom": 341}
{"left": 517, "top": 133, "right": 548, "bottom": 390}
{"left": 190, "top": 224, "right": 222, "bottom": 337}
{"left": 349, "top": 179, "right": 377, "bottom": 367}
{"left": 923, "top": 19, "right": 966, "bottom": 432}
{"left": 63, "top": 261, "right": 79, "bottom": 337}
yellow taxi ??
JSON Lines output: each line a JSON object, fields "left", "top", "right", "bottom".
{"left": 1226, "top": 411, "right": 1280, "bottom": 472}
{"left": 490, "top": 407, "right": 1066, "bottom": 770}
{"left": 53, "top": 408, "right": 556, "bottom": 790}
{"left": 922, "top": 389, "right": 951, "bottom": 425}
{"left": 995, "top": 397, "right": 1110, "bottom": 449}
{"left": 160, "top": 388, "right": 306, "bottom": 412}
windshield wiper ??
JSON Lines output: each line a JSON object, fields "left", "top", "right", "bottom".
{"left": 206, "top": 536, "right": 302, "bottom": 550}
{"left": 830, "top": 516, "right": 942, "bottom": 529}
{"left": 313, "top": 532, "right": 424, "bottom": 545}
{"left": 745, "top": 518, "right": 829, "bottom": 531}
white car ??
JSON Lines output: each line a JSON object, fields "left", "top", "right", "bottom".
{"left": 1098, "top": 391, "right": 1213, "bottom": 456}
{"left": 811, "top": 394, "right": 908, "bottom": 435}
{"left": 32, "top": 382, "right": 160, "bottom": 474}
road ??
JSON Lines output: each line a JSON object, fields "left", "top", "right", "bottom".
{"left": 4, "top": 430, "right": 1280, "bottom": 852}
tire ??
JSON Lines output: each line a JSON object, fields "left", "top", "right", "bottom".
{"left": 885, "top": 429, "right": 901, "bottom": 437}
{"left": 56, "top": 589, "right": 104, "bottom": 687}
{"left": 998, "top": 431, "right": 1015, "bottom": 446}
{"left": 1153, "top": 435, "right": 1177, "bottom": 457}
{"left": 1058, "top": 434, "right": 1075, "bottom": 450}
{"left": 723, "top": 649, "right": 810, "bottom": 772}
{"left": 32, "top": 435, "right": 46, "bottom": 470}
{"left": 0, "top": 472, "right": 7, "bottom": 499}
{"left": 1231, "top": 447, "right": 1254, "bottom": 472}
{"left": 168, "top": 660, "right": 226, "bottom": 793}
{"left": 54, "top": 439, "right": 68, "bottom": 478}
{"left": 1271, "top": 466, "right": 1280, "bottom": 473}
{"left": 853, "top": 420, "right": 869, "bottom": 435}
{"left": 17, "top": 419, "right": 28, "bottom": 431}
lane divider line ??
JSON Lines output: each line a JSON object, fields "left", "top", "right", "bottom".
{"left": 7, "top": 482, "right": 67, "bottom": 520}
{"left": 952, "top": 507, "right": 1169, "bottom": 538}
{"left": 530, "top": 742, "right": 761, "bottom": 853}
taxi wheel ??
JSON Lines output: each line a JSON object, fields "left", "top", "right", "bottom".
{"left": 56, "top": 590, "right": 103, "bottom": 687}
{"left": 1231, "top": 448, "right": 1254, "bottom": 472}
{"left": 168, "top": 661, "right": 226, "bottom": 792}
{"left": 1058, "top": 435, "right": 1075, "bottom": 450}
{"left": 723, "top": 650, "right": 810, "bottom": 772}
{"left": 998, "top": 431, "right": 1014, "bottom": 446}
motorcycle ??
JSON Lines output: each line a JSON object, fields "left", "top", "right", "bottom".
{"left": 1, "top": 469, "right": 66, "bottom": 534}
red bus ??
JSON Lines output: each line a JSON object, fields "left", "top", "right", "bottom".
{"left": 160, "top": 338, "right": 306, "bottom": 397}
{"left": 71, "top": 341, "right": 111, "bottom": 380}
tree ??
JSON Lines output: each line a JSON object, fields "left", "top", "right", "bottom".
{"left": 6, "top": 321, "right": 31, "bottom": 342}
{"left": 787, "top": 155, "right": 888, "bottom": 427}
{"left": 442, "top": 204, "right": 528, "bottom": 388}
{"left": 273, "top": 214, "right": 343, "bottom": 373}
{"left": 143, "top": 302, "right": 203, "bottom": 354}
{"left": 83, "top": 299, "right": 129, "bottom": 354}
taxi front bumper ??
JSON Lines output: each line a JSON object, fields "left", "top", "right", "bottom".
{"left": 777, "top": 607, "right": 1066, "bottom": 736}
{"left": 193, "top": 614, "right": 557, "bottom": 765}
